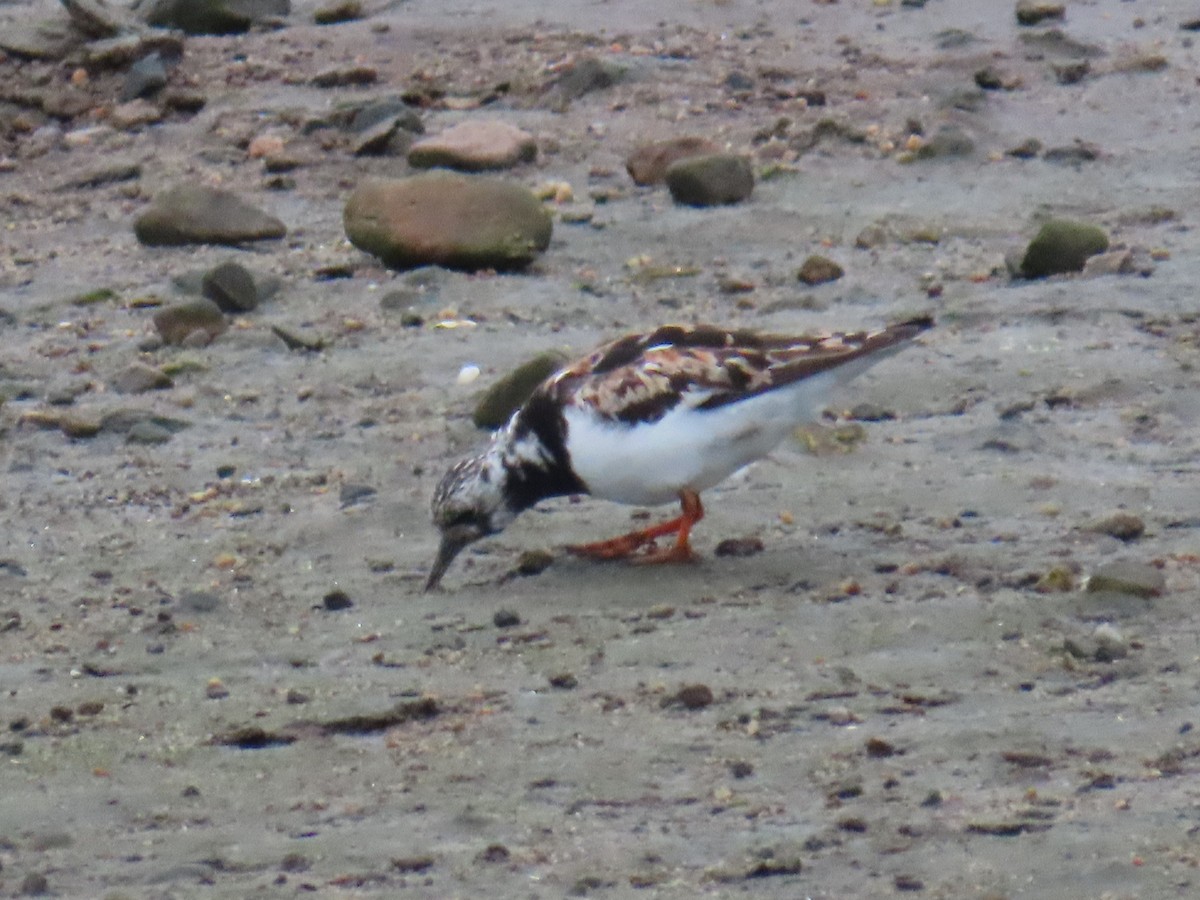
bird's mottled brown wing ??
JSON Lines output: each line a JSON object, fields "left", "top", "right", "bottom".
{"left": 540, "top": 317, "right": 932, "bottom": 425}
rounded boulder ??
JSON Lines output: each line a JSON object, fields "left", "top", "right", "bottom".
{"left": 343, "top": 173, "right": 552, "bottom": 271}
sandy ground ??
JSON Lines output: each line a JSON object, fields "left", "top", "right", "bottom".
{"left": 3, "top": 0, "right": 1200, "bottom": 897}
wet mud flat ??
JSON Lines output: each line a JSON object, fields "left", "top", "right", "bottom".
{"left": 2, "top": 0, "right": 1200, "bottom": 897}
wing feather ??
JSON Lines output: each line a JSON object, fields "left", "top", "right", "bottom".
{"left": 540, "top": 317, "right": 932, "bottom": 425}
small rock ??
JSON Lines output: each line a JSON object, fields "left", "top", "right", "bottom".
{"left": 205, "top": 677, "right": 229, "bottom": 699}
{"left": 135, "top": 184, "right": 286, "bottom": 246}
{"left": 1043, "top": 141, "right": 1100, "bottom": 165}
{"left": 675, "top": 683, "right": 714, "bottom": 709}
{"left": 549, "top": 672, "right": 578, "bottom": 690}
{"left": 351, "top": 116, "right": 415, "bottom": 157}
{"left": 912, "top": 125, "right": 975, "bottom": 160}
{"left": 152, "top": 299, "right": 227, "bottom": 345}
{"left": 62, "top": 0, "right": 137, "bottom": 38}
{"left": 323, "top": 590, "right": 354, "bottom": 611}
{"left": 181, "top": 591, "right": 221, "bottom": 613}
{"left": 847, "top": 402, "right": 894, "bottom": 422}
{"left": 477, "top": 844, "right": 511, "bottom": 863}
{"left": 473, "top": 352, "right": 568, "bottom": 429}
{"left": 339, "top": 483, "right": 377, "bottom": 508}
{"left": 0, "top": 22, "right": 78, "bottom": 60}
{"left": 1016, "top": 0, "right": 1066, "bottom": 26}
{"left": 865, "top": 736, "right": 896, "bottom": 757}
{"left": 1035, "top": 566, "right": 1074, "bottom": 593}
{"left": 127, "top": 420, "right": 174, "bottom": 444}
{"left": 120, "top": 53, "right": 168, "bottom": 102}
{"left": 665, "top": 153, "right": 754, "bottom": 207}
{"left": 493, "top": 609, "right": 521, "bottom": 628}
{"left": 1081, "top": 249, "right": 1135, "bottom": 278}
{"left": 58, "top": 413, "right": 103, "bottom": 439}
{"left": 1063, "top": 624, "right": 1128, "bottom": 662}
{"left": 201, "top": 260, "right": 260, "bottom": 312}
{"left": 547, "top": 55, "right": 624, "bottom": 103}
{"left": 855, "top": 222, "right": 890, "bottom": 249}
{"left": 515, "top": 548, "right": 554, "bottom": 577}
{"left": 1006, "top": 137, "right": 1043, "bottom": 159}
{"left": 109, "top": 99, "right": 163, "bottom": 130}
{"left": 713, "top": 537, "right": 764, "bottom": 558}
{"left": 1086, "top": 512, "right": 1145, "bottom": 541}
{"left": 625, "top": 136, "right": 720, "bottom": 186}
{"left": 313, "top": 0, "right": 362, "bottom": 24}
{"left": 1087, "top": 561, "right": 1165, "bottom": 598}
{"left": 140, "top": 0, "right": 291, "bottom": 36}
{"left": 311, "top": 65, "right": 377, "bottom": 88}
{"left": 797, "top": 254, "right": 844, "bottom": 286}
{"left": 1020, "top": 219, "right": 1109, "bottom": 278}
{"left": 343, "top": 173, "right": 553, "bottom": 271}
{"left": 407, "top": 120, "right": 537, "bottom": 172}
{"left": 111, "top": 361, "right": 172, "bottom": 394}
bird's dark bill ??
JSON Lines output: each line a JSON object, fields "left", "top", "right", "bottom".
{"left": 424, "top": 532, "right": 471, "bottom": 591}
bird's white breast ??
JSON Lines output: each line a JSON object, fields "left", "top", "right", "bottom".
{"left": 562, "top": 371, "right": 840, "bottom": 506}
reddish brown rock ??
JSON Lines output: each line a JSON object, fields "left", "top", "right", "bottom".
{"left": 343, "top": 172, "right": 552, "bottom": 271}
{"left": 626, "top": 136, "right": 720, "bottom": 186}
{"left": 407, "top": 120, "right": 537, "bottom": 172}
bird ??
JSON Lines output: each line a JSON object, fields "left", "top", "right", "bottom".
{"left": 425, "top": 315, "right": 933, "bottom": 590}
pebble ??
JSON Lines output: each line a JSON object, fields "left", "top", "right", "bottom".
{"left": 343, "top": 172, "right": 553, "bottom": 270}
{"left": 1081, "top": 249, "right": 1135, "bottom": 278}
{"left": 665, "top": 153, "right": 754, "bottom": 206}
{"left": 127, "top": 420, "right": 174, "bottom": 444}
{"left": 547, "top": 55, "right": 625, "bottom": 104}
{"left": 323, "top": 590, "right": 354, "bottom": 611}
{"left": 152, "top": 299, "right": 227, "bottom": 345}
{"left": 311, "top": 65, "right": 378, "bottom": 88}
{"left": 514, "top": 549, "right": 554, "bottom": 577}
{"left": 473, "top": 351, "right": 568, "bottom": 429}
{"left": 108, "top": 99, "right": 163, "bottom": 130}
{"left": 456, "top": 364, "right": 481, "bottom": 385}
{"left": 625, "top": 136, "right": 720, "bottom": 186}
{"left": 339, "top": 483, "right": 377, "bottom": 508}
{"left": 796, "top": 254, "right": 844, "bottom": 286}
{"left": 674, "top": 683, "right": 714, "bottom": 709}
{"left": 180, "top": 590, "right": 221, "bottom": 613}
{"left": 141, "top": 0, "right": 290, "bottom": 35}
{"left": 120, "top": 53, "right": 168, "bottom": 102}
{"left": 549, "top": 672, "right": 578, "bottom": 689}
{"left": 1086, "top": 511, "right": 1145, "bottom": 541}
{"left": 314, "top": 0, "right": 363, "bottom": 24}
{"left": 493, "top": 609, "right": 521, "bottom": 628}
{"left": 1020, "top": 219, "right": 1109, "bottom": 278}
{"left": 201, "top": 260, "right": 260, "bottom": 312}
{"left": 408, "top": 120, "right": 537, "bottom": 172}
{"left": 1016, "top": 0, "right": 1066, "bottom": 26}
{"left": 1086, "top": 561, "right": 1164, "bottom": 598}
{"left": 135, "top": 184, "right": 286, "bottom": 246}
{"left": 111, "top": 361, "right": 172, "bottom": 394}
{"left": 713, "top": 537, "right": 764, "bottom": 558}
{"left": 205, "top": 677, "right": 229, "bottom": 699}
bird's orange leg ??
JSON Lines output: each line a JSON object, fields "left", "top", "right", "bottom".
{"left": 567, "top": 490, "right": 704, "bottom": 564}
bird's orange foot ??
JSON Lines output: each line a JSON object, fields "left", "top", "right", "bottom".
{"left": 566, "top": 532, "right": 658, "bottom": 560}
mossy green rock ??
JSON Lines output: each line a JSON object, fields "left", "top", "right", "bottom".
{"left": 1020, "top": 219, "right": 1109, "bottom": 278}
{"left": 343, "top": 173, "right": 553, "bottom": 271}
{"left": 472, "top": 351, "right": 568, "bottom": 429}
{"left": 665, "top": 154, "right": 754, "bottom": 207}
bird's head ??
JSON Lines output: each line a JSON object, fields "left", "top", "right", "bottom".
{"left": 425, "top": 454, "right": 513, "bottom": 590}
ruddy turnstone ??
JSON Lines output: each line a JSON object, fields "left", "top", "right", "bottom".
{"left": 426, "top": 316, "right": 933, "bottom": 589}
